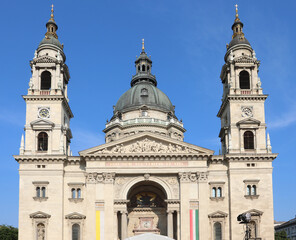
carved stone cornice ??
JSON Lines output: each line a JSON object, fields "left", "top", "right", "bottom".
{"left": 209, "top": 155, "right": 224, "bottom": 164}
{"left": 114, "top": 199, "right": 130, "bottom": 205}
{"left": 14, "top": 155, "right": 67, "bottom": 163}
{"left": 86, "top": 172, "right": 116, "bottom": 184}
{"left": 165, "top": 199, "right": 180, "bottom": 204}
{"left": 218, "top": 95, "right": 268, "bottom": 118}
{"left": 224, "top": 153, "right": 278, "bottom": 162}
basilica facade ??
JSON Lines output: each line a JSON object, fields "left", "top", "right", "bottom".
{"left": 14, "top": 6, "right": 277, "bottom": 240}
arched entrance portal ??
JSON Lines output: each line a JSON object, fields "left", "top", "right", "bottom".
{"left": 126, "top": 181, "right": 167, "bottom": 237}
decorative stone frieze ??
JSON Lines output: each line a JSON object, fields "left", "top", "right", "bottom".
{"left": 197, "top": 172, "right": 209, "bottom": 182}
{"left": 103, "top": 172, "right": 116, "bottom": 184}
{"left": 114, "top": 199, "right": 130, "bottom": 205}
{"left": 86, "top": 172, "right": 115, "bottom": 184}
{"left": 98, "top": 138, "right": 199, "bottom": 154}
{"left": 86, "top": 172, "right": 97, "bottom": 184}
{"left": 178, "top": 172, "right": 198, "bottom": 182}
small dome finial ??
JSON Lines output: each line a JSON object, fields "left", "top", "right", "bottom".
{"left": 142, "top": 39, "right": 145, "bottom": 52}
{"left": 50, "top": 4, "right": 55, "bottom": 21}
{"left": 234, "top": 4, "right": 240, "bottom": 22}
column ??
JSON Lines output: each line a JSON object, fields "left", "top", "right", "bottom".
{"left": 121, "top": 210, "right": 127, "bottom": 239}
{"left": 114, "top": 211, "right": 118, "bottom": 240}
{"left": 177, "top": 210, "right": 180, "bottom": 240}
{"left": 179, "top": 172, "right": 191, "bottom": 239}
{"left": 167, "top": 210, "right": 174, "bottom": 238}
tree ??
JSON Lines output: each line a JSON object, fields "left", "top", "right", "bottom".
{"left": 275, "top": 230, "right": 290, "bottom": 240}
{"left": 0, "top": 225, "right": 18, "bottom": 240}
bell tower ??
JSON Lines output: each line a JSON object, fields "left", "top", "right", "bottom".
{"left": 21, "top": 5, "right": 73, "bottom": 156}
{"left": 217, "top": 5, "right": 272, "bottom": 155}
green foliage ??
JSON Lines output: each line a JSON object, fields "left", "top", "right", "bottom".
{"left": 0, "top": 225, "right": 18, "bottom": 240}
{"left": 275, "top": 230, "right": 290, "bottom": 240}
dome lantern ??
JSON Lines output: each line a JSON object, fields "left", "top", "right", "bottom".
{"left": 227, "top": 4, "right": 251, "bottom": 50}
{"left": 131, "top": 39, "right": 157, "bottom": 87}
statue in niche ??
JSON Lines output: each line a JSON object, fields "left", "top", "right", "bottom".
{"left": 37, "top": 223, "right": 45, "bottom": 240}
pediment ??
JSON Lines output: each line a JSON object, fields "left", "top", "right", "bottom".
{"left": 234, "top": 55, "right": 256, "bottom": 63}
{"left": 30, "top": 211, "right": 51, "bottom": 219}
{"left": 79, "top": 132, "right": 214, "bottom": 156}
{"left": 208, "top": 211, "right": 228, "bottom": 218}
{"left": 243, "top": 209, "right": 263, "bottom": 216}
{"left": 237, "top": 118, "right": 261, "bottom": 126}
{"left": 65, "top": 212, "right": 86, "bottom": 219}
{"left": 30, "top": 119, "right": 55, "bottom": 130}
{"left": 34, "top": 55, "right": 58, "bottom": 64}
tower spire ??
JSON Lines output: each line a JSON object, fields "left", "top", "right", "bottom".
{"left": 45, "top": 4, "right": 58, "bottom": 39}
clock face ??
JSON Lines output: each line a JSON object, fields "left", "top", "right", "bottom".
{"left": 242, "top": 107, "right": 253, "bottom": 117}
{"left": 143, "top": 221, "right": 151, "bottom": 228}
{"left": 39, "top": 108, "right": 50, "bottom": 118}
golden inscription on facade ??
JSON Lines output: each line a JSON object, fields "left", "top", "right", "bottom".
{"left": 105, "top": 161, "right": 188, "bottom": 167}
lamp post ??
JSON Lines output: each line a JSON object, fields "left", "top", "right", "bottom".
{"left": 237, "top": 212, "right": 251, "bottom": 240}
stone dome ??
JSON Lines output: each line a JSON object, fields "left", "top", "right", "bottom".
{"left": 38, "top": 35, "right": 63, "bottom": 50}
{"left": 114, "top": 81, "right": 174, "bottom": 113}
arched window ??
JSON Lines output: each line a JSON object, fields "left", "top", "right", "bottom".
{"left": 38, "top": 132, "right": 48, "bottom": 151}
{"left": 251, "top": 185, "right": 257, "bottom": 195}
{"left": 138, "top": 65, "right": 140, "bottom": 71}
{"left": 247, "top": 185, "right": 251, "bottom": 195}
{"left": 147, "top": 65, "right": 150, "bottom": 71}
{"left": 212, "top": 187, "right": 216, "bottom": 197}
{"left": 42, "top": 187, "right": 46, "bottom": 198}
{"left": 214, "top": 222, "right": 222, "bottom": 240}
{"left": 142, "top": 65, "right": 145, "bottom": 71}
{"left": 36, "top": 187, "right": 40, "bottom": 197}
{"left": 72, "top": 188, "right": 76, "bottom": 199}
{"left": 37, "top": 223, "right": 45, "bottom": 240}
{"left": 239, "top": 71, "right": 250, "bottom": 89}
{"left": 244, "top": 131, "right": 254, "bottom": 149}
{"left": 72, "top": 224, "right": 80, "bottom": 240}
{"left": 217, "top": 187, "right": 222, "bottom": 198}
{"left": 41, "top": 71, "right": 51, "bottom": 90}
{"left": 77, "top": 189, "right": 81, "bottom": 198}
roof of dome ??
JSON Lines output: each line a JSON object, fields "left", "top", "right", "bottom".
{"left": 228, "top": 35, "right": 251, "bottom": 49}
{"left": 114, "top": 81, "right": 174, "bottom": 113}
{"left": 38, "top": 35, "right": 63, "bottom": 50}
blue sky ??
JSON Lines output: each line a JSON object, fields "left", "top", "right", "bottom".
{"left": 0, "top": 0, "right": 295, "bottom": 227}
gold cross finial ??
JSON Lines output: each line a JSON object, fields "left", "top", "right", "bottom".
{"left": 142, "top": 39, "right": 145, "bottom": 51}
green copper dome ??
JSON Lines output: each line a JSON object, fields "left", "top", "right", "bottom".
{"left": 38, "top": 35, "right": 63, "bottom": 50}
{"left": 114, "top": 82, "right": 174, "bottom": 113}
